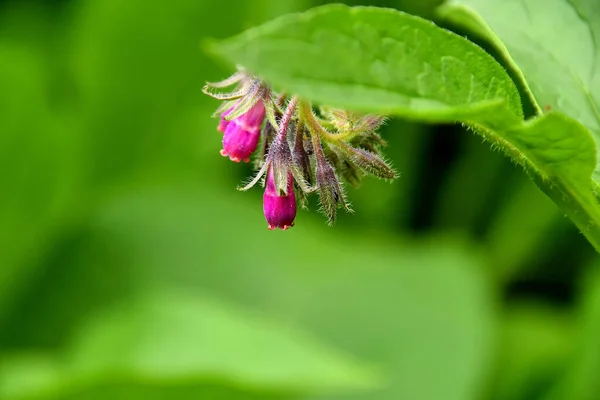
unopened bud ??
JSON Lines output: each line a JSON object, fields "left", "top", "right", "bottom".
{"left": 315, "top": 156, "right": 350, "bottom": 225}
{"left": 325, "top": 144, "right": 362, "bottom": 187}
{"left": 338, "top": 142, "right": 398, "bottom": 180}
{"left": 263, "top": 166, "right": 296, "bottom": 230}
{"left": 221, "top": 100, "right": 266, "bottom": 163}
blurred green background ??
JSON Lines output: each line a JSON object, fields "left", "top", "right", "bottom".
{"left": 1, "top": 0, "right": 599, "bottom": 399}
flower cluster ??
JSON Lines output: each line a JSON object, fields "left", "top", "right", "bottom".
{"left": 203, "top": 68, "right": 398, "bottom": 230}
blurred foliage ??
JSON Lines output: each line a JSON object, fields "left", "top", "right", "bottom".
{"left": 0, "top": 0, "right": 597, "bottom": 400}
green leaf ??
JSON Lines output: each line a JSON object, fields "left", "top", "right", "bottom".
{"left": 488, "top": 113, "right": 600, "bottom": 253}
{"left": 1, "top": 294, "right": 380, "bottom": 400}
{"left": 439, "top": 0, "right": 600, "bottom": 174}
{"left": 71, "top": 294, "right": 380, "bottom": 392}
{"left": 208, "top": 4, "right": 523, "bottom": 122}
{"left": 207, "top": 4, "right": 600, "bottom": 251}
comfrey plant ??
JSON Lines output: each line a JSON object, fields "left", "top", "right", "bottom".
{"left": 203, "top": 3, "right": 600, "bottom": 253}
{"left": 203, "top": 69, "right": 397, "bottom": 230}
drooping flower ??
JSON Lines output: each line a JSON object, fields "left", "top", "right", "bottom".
{"left": 263, "top": 165, "right": 297, "bottom": 230}
{"left": 203, "top": 68, "right": 398, "bottom": 230}
{"left": 220, "top": 100, "right": 266, "bottom": 163}
{"left": 203, "top": 71, "right": 269, "bottom": 162}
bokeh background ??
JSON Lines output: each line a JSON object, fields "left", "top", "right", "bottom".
{"left": 1, "top": 0, "right": 599, "bottom": 399}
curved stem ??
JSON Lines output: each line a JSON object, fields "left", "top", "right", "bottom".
{"left": 298, "top": 101, "right": 355, "bottom": 142}
{"left": 278, "top": 96, "right": 299, "bottom": 140}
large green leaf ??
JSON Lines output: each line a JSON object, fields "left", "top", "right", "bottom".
{"left": 0, "top": 293, "right": 379, "bottom": 400}
{"left": 209, "top": 4, "right": 523, "bottom": 122}
{"left": 439, "top": 0, "right": 600, "bottom": 177}
{"left": 206, "top": 4, "right": 600, "bottom": 251}
{"left": 495, "top": 114, "right": 600, "bottom": 250}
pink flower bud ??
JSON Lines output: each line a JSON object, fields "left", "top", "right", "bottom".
{"left": 263, "top": 166, "right": 296, "bottom": 230}
{"left": 220, "top": 100, "right": 266, "bottom": 163}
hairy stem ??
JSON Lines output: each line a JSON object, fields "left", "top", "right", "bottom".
{"left": 298, "top": 101, "right": 354, "bottom": 142}
{"left": 277, "top": 96, "right": 299, "bottom": 140}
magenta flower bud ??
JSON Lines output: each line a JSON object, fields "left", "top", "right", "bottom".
{"left": 220, "top": 100, "right": 266, "bottom": 163}
{"left": 263, "top": 166, "right": 297, "bottom": 230}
